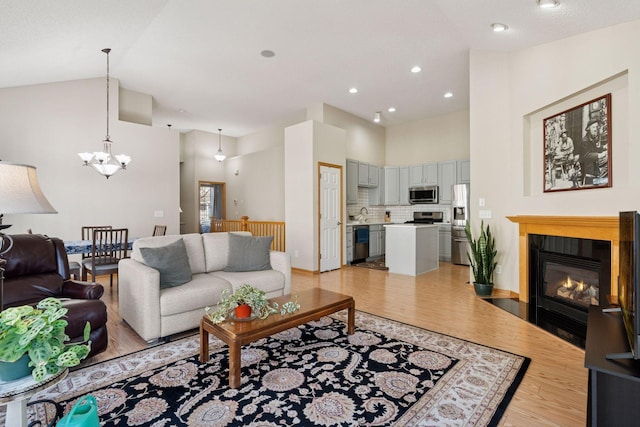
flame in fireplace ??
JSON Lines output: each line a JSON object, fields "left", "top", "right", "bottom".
{"left": 562, "top": 276, "right": 586, "bottom": 291}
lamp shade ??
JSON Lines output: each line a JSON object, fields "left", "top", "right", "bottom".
{"left": 0, "top": 162, "right": 57, "bottom": 214}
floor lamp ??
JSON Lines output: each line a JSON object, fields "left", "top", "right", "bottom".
{"left": 0, "top": 161, "right": 57, "bottom": 312}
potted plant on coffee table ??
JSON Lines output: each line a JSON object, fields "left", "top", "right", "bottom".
{"left": 465, "top": 220, "right": 498, "bottom": 297}
{"left": 205, "top": 284, "right": 300, "bottom": 324}
{"left": 0, "top": 297, "right": 91, "bottom": 382}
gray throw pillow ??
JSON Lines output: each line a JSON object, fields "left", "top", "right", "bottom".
{"left": 224, "top": 234, "right": 273, "bottom": 272}
{"left": 140, "top": 239, "right": 192, "bottom": 289}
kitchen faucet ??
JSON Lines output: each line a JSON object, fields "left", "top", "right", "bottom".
{"left": 360, "top": 207, "right": 368, "bottom": 215}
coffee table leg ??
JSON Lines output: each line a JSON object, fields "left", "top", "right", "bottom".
{"left": 347, "top": 301, "right": 355, "bottom": 335}
{"left": 199, "top": 321, "right": 209, "bottom": 363}
{"left": 229, "top": 342, "right": 241, "bottom": 388}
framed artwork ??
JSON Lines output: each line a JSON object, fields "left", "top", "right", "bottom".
{"left": 543, "top": 93, "right": 611, "bottom": 193}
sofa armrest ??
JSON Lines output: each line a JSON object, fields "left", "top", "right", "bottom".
{"left": 61, "top": 280, "right": 105, "bottom": 300}
{"left": 270, "top": 251, "right": 291, "bottom": 295}
{"left": 118, "top": 258, "right": 163, "bottom": 341}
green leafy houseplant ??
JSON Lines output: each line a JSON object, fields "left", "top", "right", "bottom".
{"left": 205, "top": 284, "right": 300, "bottom": 324}
{"left": 0, "top": 297, "right": 91, "bottom": 382}
{"left": 465, "top": 220, "right": 498, "bottom": 295}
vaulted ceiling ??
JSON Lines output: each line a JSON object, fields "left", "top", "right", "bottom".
{"left": 2, "top": 0, "right": 640, "bottom": 137}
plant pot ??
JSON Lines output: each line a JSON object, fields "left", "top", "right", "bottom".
{"left": 234, "top": 304, "right": 252, "bottom": 319}
{"left": 0, "top": 353, "right": 33, "bottom": 381}
{"left": 473, "top": 282, "right": 494, "bottom": 297}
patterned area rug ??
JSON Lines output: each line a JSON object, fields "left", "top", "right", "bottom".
{"left": 26, "top": 311, "right": 529, "bottom": 426}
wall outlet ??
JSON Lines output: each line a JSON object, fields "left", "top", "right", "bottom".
{"left": 479, "top": 209, "right": 492, "bottom": 219}
{"left": 294, "top": 250, "right": 299, "bottom": 258}
{"left": 495, "top": 264, "right": 503, "bottom": 274}
{"left": 154, "top": 210, "right": 164, "bottom": 218}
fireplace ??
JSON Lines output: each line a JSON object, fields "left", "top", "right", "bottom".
{"left": 508, "top": 215, "right": 619, "bottom": 348}
{"left": 528, "top": 234, "right": 611, "bottom": 346}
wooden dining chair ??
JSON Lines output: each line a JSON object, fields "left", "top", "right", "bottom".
{"left": 152, "top": 225, "right": 167, "bottom": 236}
{"left": 81, "top": 227, "right": 129, "bottom": 288}
{"left": 81, "top": 226, "right": 113, "bottom": 260}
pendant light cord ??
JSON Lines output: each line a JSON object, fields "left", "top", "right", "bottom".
{"left": 103, "top": 48, "right": 111, "bottom": 141}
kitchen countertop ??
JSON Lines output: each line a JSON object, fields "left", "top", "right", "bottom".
{"left": 347, "top": 221, "right": 452, "bottom": 227}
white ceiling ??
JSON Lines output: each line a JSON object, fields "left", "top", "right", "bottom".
{"left": 2, "top": 0, "right": 640, "bottom": 137}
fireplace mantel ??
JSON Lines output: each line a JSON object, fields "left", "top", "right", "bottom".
{"left": 507, "top": 215, "right": 619, "bottom": 303}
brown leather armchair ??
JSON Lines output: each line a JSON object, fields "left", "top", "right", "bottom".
{"left": 2, "top": 234, "right": 108, "bottom": 358}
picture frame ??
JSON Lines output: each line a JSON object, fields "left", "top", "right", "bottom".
{"left": 543, "top": 93, "right": 611, "bottom": 193}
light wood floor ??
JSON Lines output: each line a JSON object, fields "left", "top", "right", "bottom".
{"left": 86, "top": 263, "right": 587, "bottom": 427}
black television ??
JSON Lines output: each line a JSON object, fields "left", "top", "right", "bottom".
{"left": 607, "top": 211, "right": 640, "bottom": 360}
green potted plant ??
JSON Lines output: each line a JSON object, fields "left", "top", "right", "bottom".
{"left": 205, "top": 284, "right": 300, "bottom": 324}
{"left": 0, "top": 297, "right": 91, "bottom": 382}
{"left": 465, "top": 220, "right": 498, "bottom": 297}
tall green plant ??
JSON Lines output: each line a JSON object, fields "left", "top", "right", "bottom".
{"left": 465, "top": 220, "right": 498, "bottom": 285}
{"left": 0, "top": 297, "right": 91, "bottom": 382}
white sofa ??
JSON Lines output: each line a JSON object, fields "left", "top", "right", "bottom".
{"left": 118, "top": 232, "right": 291, "bottom": 341}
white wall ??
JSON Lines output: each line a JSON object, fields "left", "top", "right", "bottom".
{"left": 119, "top": 87, "right": 152, "bottom": 126}
{"left": 470, "top": 19, "right": 640, "bottom": 293}
{"left": 285, "top": 121, "right": 315, "bottom": 271}
{"left": 284, "top": 120, "right": 346, "bottom": 271}
{"left": 310, "top": 103, "right": 385, "bottom": 165}
{"left": 385, "top": 110, "right": 470, "bottom": 165}
{"left": 0, "top": 78, "right": 180, "bottom": 241}
{"left": 224, "top": 146, "right": 285, "bottom": 221}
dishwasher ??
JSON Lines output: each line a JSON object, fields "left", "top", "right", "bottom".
{"left": 353, "top": 225, "right": 369, "bottom": 263}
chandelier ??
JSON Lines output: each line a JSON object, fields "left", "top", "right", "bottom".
{"left": 214, "top": 128, "right": 226, "bottom": 162}
{"left": 78, "top": 48, "right": 131, "bottom": 179}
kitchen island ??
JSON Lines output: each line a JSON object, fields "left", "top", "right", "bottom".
{"left": 384, "top": 224, "right": 439, "bottom": 276}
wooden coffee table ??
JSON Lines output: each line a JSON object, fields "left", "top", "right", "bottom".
{"left": 199, "top": 288, "right": 355, "bottom": 388}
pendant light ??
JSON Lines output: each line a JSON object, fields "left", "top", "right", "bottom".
{"left": 78, "top": 48, "right": 131, "bottom": 179}
{"left": 214, "top": 128, "right": 226, "bottom": 162}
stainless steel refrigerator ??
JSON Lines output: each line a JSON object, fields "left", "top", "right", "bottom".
{"left": 451, "top": 184, "right": 471, "bottom": 265}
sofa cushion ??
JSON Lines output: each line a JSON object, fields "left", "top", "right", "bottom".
{"left": 132, "top": 233, "right": 206, "bottom": 274}
{"left": 210, "top": 270, "right": 285, "bottom": 295}
{"left": 202, "top": 232, "right": 230, "bottom": 272}
{"left": 224, "top": 234, "right": 273, "bottom": 272}
{"left": 139, "top": 239, "right": 192, "bottom": 289}
{"left": 159, "top": 273, "right": 232, "bottom": 316}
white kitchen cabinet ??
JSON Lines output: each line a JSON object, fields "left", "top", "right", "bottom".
{"left": 347, "top": 160, "right": 358, "bottom": 205}
{"left": 384, "top": 167, "right": 400, "bottom": 205}
{"left": 357, "top": 161, "right": 378, "bottom": 188}
{"left": 369, "top": 225, "right": 384, "bottom": 258}
{"left": 368, "top": 164, "right": 379, "bottom": 187}
{"left": 399, "top": 166, "right": 410, "bottom": 205}
{"left": 439, "top": 224, "right": 452, "bottom": 262}
{"left": 457, "top": 160, "right": 471, "bottom": 184}
{"left": 358, "top": 162, "right": 369, "bottom": 186}
{"left": 346, "top": 226, "right": 353, "bottom": 264}
{"left": 368, "top": 167, "right": 385, "bottom": 205}
{"left": 437, "top": 161, "right": 457, "bottom": 204}
{"left": 410, "top": 163, "right": 438, "bottom": 186}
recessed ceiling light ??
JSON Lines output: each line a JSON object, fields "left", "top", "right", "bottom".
{"left": 349, "top": 87, "right": 358, "bottom": 94}
{"left": 491, "top": 23, "right": 508, "bottom": 32}
{"left": 538, "top": 0, "right": 559, "bottom": 8}
{"left": 373, "top": 112, "right": 381, "bottom": 123}
{"left": 388, "top": 107, "right": 396, "bottom": 113}
{"left": 178, "top": 108, "right": 186, "bottom": 113}
{"left": 411, "top": 66, "right": 422, "bottom": 73}
{"left": 444, "top": 92, "right": 453, "bottom": 98}
{"left": 261, "top": 50, "right": 275, "bottom": 58}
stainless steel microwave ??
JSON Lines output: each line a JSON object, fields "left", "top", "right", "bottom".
{"left": 409, "top": 185, "right": 439, "bottom": 204}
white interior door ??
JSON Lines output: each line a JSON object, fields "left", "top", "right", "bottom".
{"left": 320, "top": 165, "right": 341, "bottom": 272}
